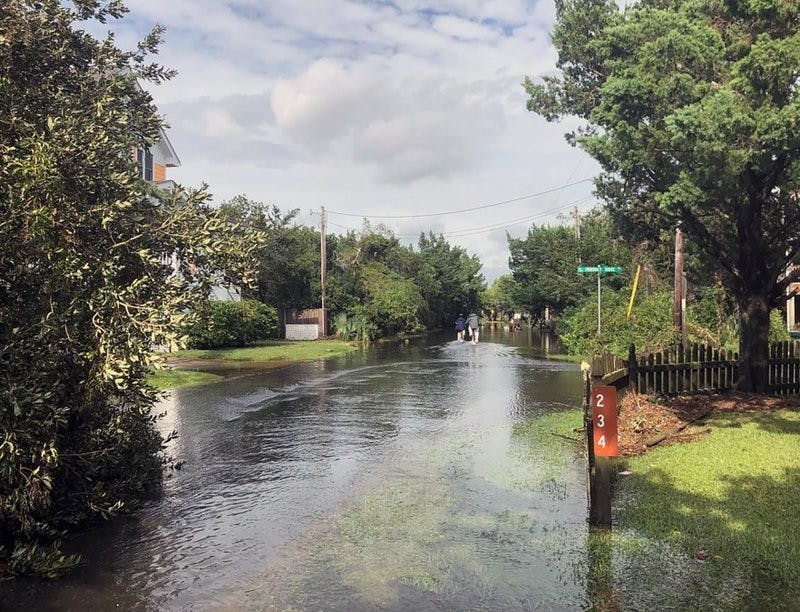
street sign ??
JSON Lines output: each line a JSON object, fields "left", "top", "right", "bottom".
{"left": 591, "top": 385, "right": 618, "bottom": 457}
{"left": 577, "top": 265, "right": 623, "bottom": 334}
{"left": 578, "top": 265, "right": 622, "bottom": 274}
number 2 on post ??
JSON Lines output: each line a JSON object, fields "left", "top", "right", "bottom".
{"left": 591, "top": 386, "right": 618, "bottom": 457}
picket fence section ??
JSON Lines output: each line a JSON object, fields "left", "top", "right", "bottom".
{"left": 593, "top": 341, "right": 800, "bottom": 396}
{"left": 769, "top": 341, "right": 800, "bottom": 395}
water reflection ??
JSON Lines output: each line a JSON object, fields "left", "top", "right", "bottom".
{"left": 5, "top": 329, "right": 589, "bottom": 611}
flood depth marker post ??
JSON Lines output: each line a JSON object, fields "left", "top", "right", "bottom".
{"left": 577, "top": 265, "right": 622, "bottom": 334}
{"left": 589, "top": 385, "right": 618, "bottom": 527}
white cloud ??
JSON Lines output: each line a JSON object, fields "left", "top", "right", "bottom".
{"left": 271, "top": 59, "right": 380, "bottom": 142}
{"left": 432, "top": 15, "right": 499, "bottom": 41}
{"left": 109, "top": 0, "right": 600, "bottom": 282}
{"left": 201, "top": 107, "right": 243, "bottom": 139}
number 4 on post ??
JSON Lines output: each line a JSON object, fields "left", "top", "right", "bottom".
{"left": 591, "top": 386, "right": 618, "bottom": 457}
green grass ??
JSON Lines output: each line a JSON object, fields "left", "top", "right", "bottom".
{"left": 543, "top": 353, "right": 585, "bottom": 363}
{"left": 147, "top": 369, "right": 223, "bottom": 389}
{"left": 617, "top": 408, "right": 800, "bottom": 605}
{"left": 173, "top": 339, "right": 359, "bottom": 362}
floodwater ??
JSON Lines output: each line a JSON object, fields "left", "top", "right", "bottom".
{"left": 7, "top": 328, "right": 606, "bottom": 610}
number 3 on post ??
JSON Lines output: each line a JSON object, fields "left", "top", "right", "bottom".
{"left": 591, "top": 385, "right": 618, "bottom": 457}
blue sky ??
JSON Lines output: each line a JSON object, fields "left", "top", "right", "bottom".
{"left": 95, "top": 0, "right": 599, "bottom": 282}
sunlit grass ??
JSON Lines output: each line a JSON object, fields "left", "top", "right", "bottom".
{"left": 147, "top": 369, "right": 222, "bottom": 389}
{"left": 617, "top": 408, "right": 800, "bottom": 604}
{"left": 544, "top": 353, "right": 585, "bottom": 363}
{"left": 173, "top": 339, "right": 359, "bottom": 362}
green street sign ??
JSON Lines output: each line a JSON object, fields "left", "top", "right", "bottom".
{"left": 578, "top": 265, "right": 622, "bottom": 274}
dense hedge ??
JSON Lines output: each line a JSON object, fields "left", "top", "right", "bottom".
{"left": 185, "top": 299, "right": 278, "bottom": 349}
{"left": 560, "top": 288, "right": 790, "bottom": 359}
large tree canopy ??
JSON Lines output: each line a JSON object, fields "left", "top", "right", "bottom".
{"left": 0, "top": 0, "right": 260, "bottom": 574}
{"left": 508, "top": 209, "right": 633, "bottom": 318}
{"left": 526, "top": 0, "right": 800, "bottom": 391}
{"left": 218, "top": 195, "right": 320, "bottom": 310}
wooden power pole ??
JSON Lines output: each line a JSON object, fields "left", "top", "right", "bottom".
{"left": 674, "top": 224, "right": 685, "bottom": 345}
{"left": 320, "top": 206, "right": 327, "bottom": 337}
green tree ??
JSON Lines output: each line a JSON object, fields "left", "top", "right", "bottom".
{"left": 416, "top": 232, "right": 485, "bottom": 328}
{"left": 324, "top": 224, "right": 484, "bottom": 337}
{"left": 526, "top": 0, "right": 800, "bottom": 391}
{"left": 508, "top": 209, "right": 632, "bottom": 318}
{"left": 327, "top": 224, "right": 425, "bottom": 337}
{"left": 0, "top": 1, "right": 261, "bottom": 574}
{"left": 356, "top": 262, "right": 425, "bottom": 337}
{"left": 218, "top": 195, "right": 320, "bottom": 309}
{"left": 482, "top": 274, "right": 521, "bottom": 319}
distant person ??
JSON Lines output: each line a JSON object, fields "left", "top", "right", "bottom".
{"left": 454, "top": 313, "right": 466, "bottom": 342}
{"left": 466, "top": 312, "right": 479, "bottom": 344}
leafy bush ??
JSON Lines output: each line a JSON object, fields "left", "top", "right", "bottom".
{"left": 0, "top": 2, "right": 262, "bottom": 576}
{"left": 560, "top": 290, "right": 677, "bottom": 358}
{"left": 332, "top": 312, "right": 375, "bottom": 343}
{"left": 185, "top": 299, "right": 278, "bottom": 349}
{"left": 770, "top": 309, "right": 790, "bottom": 343}
{"left": 356, "top": 263, "right": 425, "bottom": 338}
{"left": 561, "top": 286, "right": 790, "bottom": 359}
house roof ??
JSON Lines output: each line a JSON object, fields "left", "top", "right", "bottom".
{"left": 131, "top": 75, "right": 181, "bottom": 168}
{"left": 154, "top": 128, "right": 181, "bottom": 168}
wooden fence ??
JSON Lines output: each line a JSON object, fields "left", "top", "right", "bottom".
{"left": 593, "top": 341, "right": 800, "bottom": 396}
{"left": 769, "top": 341, "right": 800, "bottom": 395}
{"left": 280, "top": 308, "right": 328, "bottom": 338}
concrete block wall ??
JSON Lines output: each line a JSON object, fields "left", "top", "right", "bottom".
{"left": 285, "top": 324, "right": 320, "bottom": 340}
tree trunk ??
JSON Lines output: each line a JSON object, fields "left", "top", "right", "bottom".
{"left": 736, "top": 292, "right": 770, "bottom": 393}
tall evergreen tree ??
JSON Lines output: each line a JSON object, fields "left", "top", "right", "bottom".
{"left": 526, "top": 0, "right": 800, "bottom": 391}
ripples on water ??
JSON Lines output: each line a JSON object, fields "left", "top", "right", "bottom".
{"left": 5, "top": 332, "right": 597, "bottom": 611}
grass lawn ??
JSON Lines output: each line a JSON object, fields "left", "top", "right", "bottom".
{"left": 542, "top": 353, "right": 584, "bottom": 363}
{"left": 616, "top": 408, "right": 800, "bottom": 606}
{"left": 172, "top": 339, "right": 359, "bottom": 362}
{"left": 147, "top": 369, "right": 223, "bottom": 389}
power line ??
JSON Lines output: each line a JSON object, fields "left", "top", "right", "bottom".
{"left": 432, "top": 196, "right": 594, "bottom": 238}
{"left": 324, "top": 177, "right": 593, "bottom": 219}
{"left": 325, "top": 195, "right": 595, "bottom": 239}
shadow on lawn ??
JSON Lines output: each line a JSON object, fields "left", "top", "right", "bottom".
{"left": 708, "top": 409, "right": 800, "bottom": 435}
{"left": 614, "top": 463, "right": 800, "bottom": 610}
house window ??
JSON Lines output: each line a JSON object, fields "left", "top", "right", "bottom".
{"left": 794, "top": 295, "right": 800, "bottom": 327}
{"left": 144, "top": 149, "right": 153, "bottom": 181}
{"left": 135, "top": 147, "right": 154, "bottom": 181}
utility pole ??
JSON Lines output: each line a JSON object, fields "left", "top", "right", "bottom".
{"left": 573, "top": 206, "right": 581, "bottom": 240}
{"left": 674, "top": 223, "right": 685, "bottom": 345}
{"left": 320, "top": 206, "right": 327, "bottom": 337}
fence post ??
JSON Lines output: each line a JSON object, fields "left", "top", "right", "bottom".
{"left": 582, "top": 364, "right": 594, "bottom": 518}
{"left": 628, "top": 344, "right": 638, "bottom": 394}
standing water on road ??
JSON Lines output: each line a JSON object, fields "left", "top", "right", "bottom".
{"left": 7, "top": 329, "right": 601, "bottom": 610}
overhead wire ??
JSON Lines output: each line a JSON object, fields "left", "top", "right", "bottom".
{"left": 324, "top": 195, "right": 595, "bottom": 239}
{"left": 425, "top": 195, "right": 595, "bottom": 238}
{"left": 324, "top": 177, "right": 593, "bottom": 220}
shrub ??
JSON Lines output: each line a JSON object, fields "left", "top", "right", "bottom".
{"left": 560, "top": 287, "right": 790, "bottom": 359}
{"left": 559, "top": 290, "right": 677, "bottom": 358}
{"left": 185, "top": 299, "right": 278, "bottom": 348}
{"left": 357, "top": 263, "right": 425, "bottom": 338}
{"left": 332, "top": 312, "right": 375, "bottom": 343}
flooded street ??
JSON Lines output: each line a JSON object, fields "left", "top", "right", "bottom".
{"left": 7, "top": 329, "right": 598, "bottom": 610}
